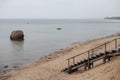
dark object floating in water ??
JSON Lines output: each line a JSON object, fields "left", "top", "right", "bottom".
{"left": 57, "top": 28, "right": 62, "bottom": 30}
{"left": 10, "top": 30, "right": 24, "bottom": 41}
{"left": 3, "top": 65, "right": 8, "bottom": 68}
{"left": 13, "top": 65, "right": 18, "bottom": 68}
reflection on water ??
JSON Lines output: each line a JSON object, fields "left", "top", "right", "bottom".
{"left": 0, "top": 41, "right": 24, "bottom": 72}
{"left": 10, "top": 40, "right": 24, "bottom": 55}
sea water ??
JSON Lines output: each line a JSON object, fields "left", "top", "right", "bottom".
{"left": 0, "top": 19, "right": 120, "bottom": 71}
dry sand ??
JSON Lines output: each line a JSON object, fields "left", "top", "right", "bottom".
{"left": 0, "top": 35, "right": 120, "bottom": 80}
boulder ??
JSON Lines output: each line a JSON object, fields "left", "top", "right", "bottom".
{"left": 10, "top": 30, "right": 24, "bottom": 41}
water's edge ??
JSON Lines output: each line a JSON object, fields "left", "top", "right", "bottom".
{"left": 0, "top": 33, "right": 119, "bottom": 75}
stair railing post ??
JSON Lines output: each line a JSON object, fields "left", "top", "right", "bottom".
{"left": 88, "top": 51, "right": 91, "bottom": 69}
{"left": 105, "top": 43, "right": 107, "bottom": 53}
{"left": 68, "top": 59, "right": 70, "bottom": 68}
{"left": 88, "top": 51, "right": 90, "bottom": 59}
{"left": 91, "top": 49, "right": 94, "bottom": 57}
{"left": 115, "top": 39, "right": 117, "bottom": 49}
{"left": 73, "top": 57, "right": 75, "bottom": 65}
{"left": 103, "top": 43, "right": 107, "bottom": 63}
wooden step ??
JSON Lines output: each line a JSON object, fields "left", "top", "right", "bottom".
{"left": 69, "top": 65, "right": 75, "bottom": 68}
{"left": 118, "top": 48, "right": 120, "bottom": 52}
{"left": 84, "top": 59, "right": 88, "bottom": 62}
{"left": 91, "top": 56, "right": 96, "bottom": 59}
{"left": 67, "top": 68, "right": 78, "bottom": 74}
{"left": 62, "top": 68, "right": 68, "bottom": 71}
{"left": 105, "top": 51, "right": 110, "bottom": 54}
{"left": 111, "top": 50, "right": 117, "bottom": 53}
{"left": 96, "top": 54, "right": 101, "bottom": 57}
{"left": 100, "top": 53, "right": 104, "bottom": 56}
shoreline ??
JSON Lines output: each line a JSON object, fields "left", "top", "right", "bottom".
{"left": 0, "top": 33, "right": 120, "bottom": 80}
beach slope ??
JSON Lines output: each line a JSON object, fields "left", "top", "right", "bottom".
{"left": 0, "top": 35, "right": 120, "bottom": 80}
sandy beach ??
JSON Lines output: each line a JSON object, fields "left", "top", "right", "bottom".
{"left": 0, "top": 34, "right": 120, "bottom": 80}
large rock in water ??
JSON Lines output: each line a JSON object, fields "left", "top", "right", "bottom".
{"left": 10, "top": 30, "right": 24, "bottom": 41}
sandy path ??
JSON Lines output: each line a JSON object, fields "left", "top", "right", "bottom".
{"left": 0, "top": 35, "right": 120, "bottom": 80}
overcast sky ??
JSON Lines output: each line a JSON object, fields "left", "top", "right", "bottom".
{"left": 0, "top": 0, "right": 120, "bottom": 19}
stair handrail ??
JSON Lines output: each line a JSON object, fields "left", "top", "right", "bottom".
{"left": 66, "top": 37, "right": 120, "bottom": 67}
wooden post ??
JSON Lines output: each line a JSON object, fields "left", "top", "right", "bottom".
{"left": 88, "top": 51, "right": 90, "bottom": 59}
{"left": 105, "top": 43, "right": 107, "bottom": 52}
{"left": 103, "top": 43, "right": 107, "bottom": 63}
{"left": 84, "top": 64, "right": 87, "bottom": 71}
{"left": 73, "top": 57, "right": 75, "bottom": 65}
{"left": 88, "top": 51, "right": 91, "bottom": 69}
{"left": 103, "top": 58, "right": 106, "bottom": 63}
{"left": 115, "top": 39, "right": 117, "bottom": 49}
{"left": 91, "top": 49, "right": 94, "bottom": 57}
{"left": 68, "top": 59, "right": 70, "bottom": 68}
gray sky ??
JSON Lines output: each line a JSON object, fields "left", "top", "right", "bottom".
{"left": 0, "top": 0, "right": 120, "bottom": 19}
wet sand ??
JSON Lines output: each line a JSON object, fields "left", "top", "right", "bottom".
{"left": 0, "top": 34, "right": 120, "bottom": 80}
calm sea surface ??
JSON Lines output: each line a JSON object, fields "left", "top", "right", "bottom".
{"left": 0, "top": 19, "right": 120, "bottom": 71}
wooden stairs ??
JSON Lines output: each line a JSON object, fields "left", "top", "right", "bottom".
{"left": 62, "top": 38, "right": 120, "bottom": 74}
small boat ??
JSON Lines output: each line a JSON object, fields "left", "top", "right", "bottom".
{"left": 57, "top": 28, "right": 62, "bottom": 30}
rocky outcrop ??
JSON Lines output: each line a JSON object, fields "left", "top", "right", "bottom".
{"left": 116, "top": 32, "right": 120, "bottom": 36}
{"left": 10, "top": 30, "right": 24, "bottom": 41}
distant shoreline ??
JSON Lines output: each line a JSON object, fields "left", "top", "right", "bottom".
{"left": 104, "top": 17, "right": 120, "bottom": 20}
